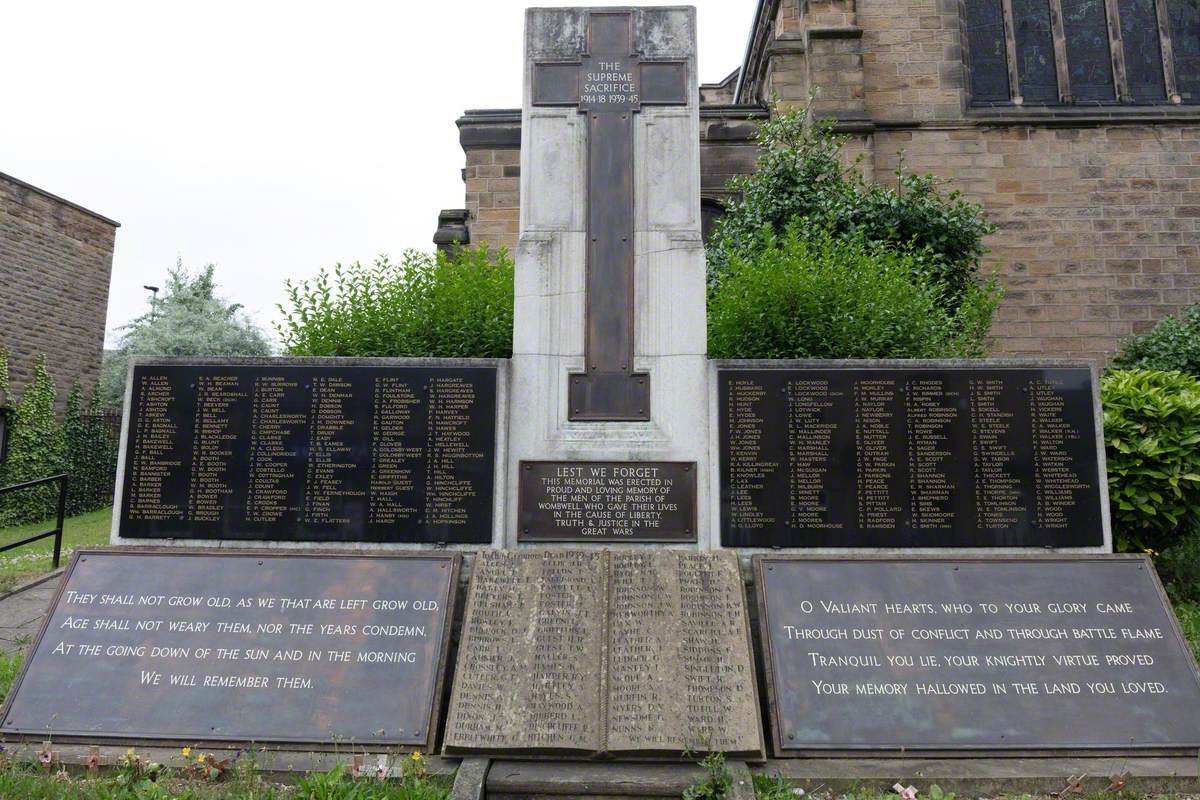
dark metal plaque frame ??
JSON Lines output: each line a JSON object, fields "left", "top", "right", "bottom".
{"left": 753, "top": 554, "right": 1200, "bottom": 758}
{"left": 715, "top": 360, "right": 1108, "bottom": 550}
{"left": 517, "top": 460, "right": 698, "bottom": 543}
{"left": 115, "top": 360, "right": 499, "bottom": 544}
{"left": 0, "top": 547, "right": 461, "bottom": 752}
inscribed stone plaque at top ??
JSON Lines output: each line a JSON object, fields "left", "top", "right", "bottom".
{"left": 517, "top": 461, "right": 697, "bottom": 542}
{"left": 756, "top": 556, "right": 1200, "bottom": 755}
{"left": 117, "top": 361, "right": 497, "bottom": 543}
{"left": 443, "top": 550, "right": 764, "bottom": 758}
{"left": 719, "top": 364, "right": 1105, "bottom": 548}
{"left": 0, "top": 550, "right": 459, "bottom": 749}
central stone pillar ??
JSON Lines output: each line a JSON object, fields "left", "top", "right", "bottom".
{"left": 506, "top": 7, "right": 709, "bottom": 547}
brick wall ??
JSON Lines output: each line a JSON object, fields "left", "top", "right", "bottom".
{"left": 0, "top": 173, "right": 117, "bottom": 409}
{"left": 755, "top": 0, "right": 1200, "bottom": 364}
{"left": 873, "top": 125, "right": 1200, "bottom": 364}
{"left": 465, "top": 148, "right": 521, "bottom": 255}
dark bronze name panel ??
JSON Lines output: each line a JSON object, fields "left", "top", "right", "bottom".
{"left": 118, "top": 362, "right": 496, "bottom": 543}
{"left": 719, "top": 366, "right": 1104, "bottom": 548}
{"left": 0, "top": 549, "right": 459, "bottom": 749}
{"left": 517, "top": 461, "right": 697, "bottom": 542}
{"left": 755, "top": 556, "right": 1200, "bottom": 755}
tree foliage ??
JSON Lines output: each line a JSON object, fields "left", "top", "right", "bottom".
{"left": 707, "top": 103, "right": 997, "bottom": 313}
{"left": 708, "top": 224, "right": 1001, "bottom": 359}
{"left": 100, "top": 262, "right": 272, "bottom": 407}
{"left": 278, "top": 244, "right": 514, "bottom": 358}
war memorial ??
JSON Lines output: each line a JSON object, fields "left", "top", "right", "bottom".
{"left": 1, "top": 7, "right": 1198, "bottom": 799}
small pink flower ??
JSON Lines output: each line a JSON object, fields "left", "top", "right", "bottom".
{"left": 38, "top": 750, "right": 53, "bottom": 765}
{"left": 893, "top": 784, "right": 918, "bottom": 800}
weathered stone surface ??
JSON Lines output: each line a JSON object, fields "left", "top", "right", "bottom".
{"left": 444, "top": 550, "right": 763, "bottom": 758}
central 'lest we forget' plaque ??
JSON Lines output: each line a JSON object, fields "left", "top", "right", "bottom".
{"left": 1, "top": 551, "right": 458, "bottom": 749}
{"left": 756, "top": 556, "right": 1200, "bottom": 754}
{"left": 518, "top": 461, "right": 697, "bottom": 542}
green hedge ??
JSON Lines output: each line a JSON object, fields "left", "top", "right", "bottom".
{"left": 278, "top": 245, "right": 514, "bottom": 358}
{"left": 1102, "top": 369, "right": 1200, "bottom": 554}
{"left": 708, "top": 225, "right": 1000, "bottom": 359}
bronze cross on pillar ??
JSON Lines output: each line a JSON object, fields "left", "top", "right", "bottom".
{"left": 532, "top": 10, "right": 689, "bottom": 421}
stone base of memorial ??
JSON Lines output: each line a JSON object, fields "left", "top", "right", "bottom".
{"left": 0, "top": 549, "right": 459, "bottom": 751}
{"left": 710, "top": 359, "right": 1110, "bottom": 552}
{"left": 111, "top": 357, "right": 506, "bottom": 550}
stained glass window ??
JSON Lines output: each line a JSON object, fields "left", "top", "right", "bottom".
{"left": 966, "top": 0, "right": 1013, "bottom": 101}
{"left": 1119, "top": 0, "right": 1167, "bottom": 100}
{"left": 1061, "top": 0, "right": 1117, "bottom": 101}
{"left": 1168, "top": 0, "right": 1200, "bottom": 102}
{"left": 1012, "top": 0, "right": 1061, "bottom": 102}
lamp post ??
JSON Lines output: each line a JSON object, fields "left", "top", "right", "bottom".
{"left": 143, "top": 285, "right": 160, "bottom": 321}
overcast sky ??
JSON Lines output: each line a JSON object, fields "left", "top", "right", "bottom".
{"left": 2, "top": 1, "right": 751, "bottom": 346}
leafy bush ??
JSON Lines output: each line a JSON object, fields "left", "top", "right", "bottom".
{"left": 61, "top": 383, "right": 119, "bottom": 517}
{"left": 1112, "top": 304, "right": 1200, "bottom": 377}
{"left": 101, "top": 262, "right": 272, "bottom": 408}
{"left": 707, "top": 103, "right": 996, "bottom": 312}
{"left": 279, "top": 245, "right": 514, "bottom": 358}
{"left": 708, "top": 224, "right": 1001, "bottom": 359}
{"left": 0, "top": 357, "right": 64, "bottom": 525}
{"left": 1157, "top": 524, "right": 1200, "bottom": 606}
{"left": 1101, "top": 369, "right": 1200, "bottom": 553}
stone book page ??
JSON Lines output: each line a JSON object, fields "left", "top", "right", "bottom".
{"left": 442, "top": 551, "right": 606, "bottom": 755}
{"left": 443, "top": 550, "right": 763, "bottom": 758}
{"left": 606, "top": 551, "right": 762, "bottom": 756}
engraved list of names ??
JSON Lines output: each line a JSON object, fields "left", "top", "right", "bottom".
{"left": 443, "top": 550, "right": 763, "bottom": 758}
{"left": 719, "top": 366, "right": 1104, "bottom": 548}
{"left": 119, "top": 362, "right": 497, "bottom": 543}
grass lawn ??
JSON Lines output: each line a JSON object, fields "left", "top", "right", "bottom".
{"left": 0, "top": 507, "right": 112, "bottom": 594}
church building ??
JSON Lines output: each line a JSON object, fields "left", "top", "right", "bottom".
{"left": 437, "top": 0, "right": 1199, "bottom": 365}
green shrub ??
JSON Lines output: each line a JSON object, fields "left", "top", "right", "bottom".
{"left": 61, "top": 383, "right": 118, "bottom": 517}
{"left": 707, "top": 224, "right": 1001, "bottom": 359}
{"left": 279, "top": 245, "right": 514, "bottom": 358}
{"left": 0, "top": 357, "right": 64, "bottom": 525}
{"left": 1101, "top": 369, "right": 1200, "bottom": 553}
{"left": 707, "top": 103, "right": 996, "bottom": 312}
{"left": 1157, "top": 524, "right": 1200, "bottom": 606}
{"left": 1112, "top": 304, "right": 1200, "bottom": 378}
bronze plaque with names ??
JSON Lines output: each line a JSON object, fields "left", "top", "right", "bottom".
{"left": 517, "top": 461, "right": 697, "bottom": 542}
{"left": 756, "top": 555, "right": 1200, "bottom": 756}
{"left": 0, "top": 549, "right": 459, "bottom": 750}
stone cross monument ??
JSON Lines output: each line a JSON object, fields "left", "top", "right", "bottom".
{"left": 508, "top": 7, "right": 708, "bottom": 545}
